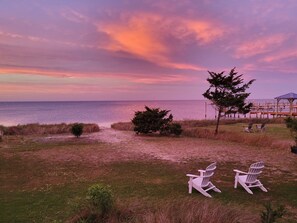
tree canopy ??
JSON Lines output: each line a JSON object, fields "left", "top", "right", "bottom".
{"left": 203, "top": 68, "right": 255, "bottom": 134}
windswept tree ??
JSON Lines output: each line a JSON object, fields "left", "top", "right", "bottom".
{"left": 203, "top": 68, "right": 255, "bottom": 134}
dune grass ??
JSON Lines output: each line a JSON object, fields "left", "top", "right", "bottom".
{"left": 112, "top": 118, "right": 293, "bottom": 149}
{"left": 0, "top": 123, "right": 100, "bottom": 135}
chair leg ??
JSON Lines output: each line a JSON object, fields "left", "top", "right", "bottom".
{"left": 239, "top": 181, "right": 253, "bottom": 194}
{"left": 188, "top": 181, "right": 192, "bottom": 194}
{"left": 213, "top": 187, "right": 221, "bottom": 193}
{"left": 196, "top": 187, "right": 212, "bottom": 198}
{"left": 209, "top": 182, "right": 221, "bottom": 193}
{"left": 234, "top": 176, "right": 238, "bottom": 188}
{"left": 259, "top": 185, "right": 268, "bottom": 192}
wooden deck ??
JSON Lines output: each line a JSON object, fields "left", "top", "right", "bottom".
{"left": 249, "top": 102, "right": 297, "bottom": 118}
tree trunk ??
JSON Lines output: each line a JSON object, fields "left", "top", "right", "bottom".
{"left": 215, "top": 110, "right": 221, "bottom": 135}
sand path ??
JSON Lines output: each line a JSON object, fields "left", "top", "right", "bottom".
{"left": 84, "top": 128, "right": 297, "bottom": 176}
{"left": 20, "top": 127, "right": 296, "bottom": 179}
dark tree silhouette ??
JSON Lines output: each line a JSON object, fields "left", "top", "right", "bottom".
{"left": 71, "top": 123, "right": 84, "bottom": 138}
{"left": 203, "top": 68, "right": 255, "bottom": 134}
{"left": 132, "top": 106, "right": 182, "bottom": 136}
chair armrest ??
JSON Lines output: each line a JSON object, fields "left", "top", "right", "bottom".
{"left": 198, "top": 169, "right": 205, "bottom": 176}
{"left": 233, "top": 169, "right": 248, "bottom": 174}
{"left": 186, "top": 174, "right": 199, "bottom": 178}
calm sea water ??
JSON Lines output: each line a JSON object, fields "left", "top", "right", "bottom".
{"left": 0, "top": 100, "right": 275, "bottom": 127}
{"left": 0, "top": 100, "right": 218, "bottom": 127}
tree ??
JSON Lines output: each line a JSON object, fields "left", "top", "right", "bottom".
{"left": 203, "top": 67, "right": 255, "bottom": 134}
{"left": 132, "top": 106, "right": 182, "bottom": 136}
{"left": 71, "top": 123, "right": 84, "bottom": 138}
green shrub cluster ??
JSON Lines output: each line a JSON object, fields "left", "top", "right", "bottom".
{"left": 71, "top": 123, "right": 84, "bottom": 138}
{"left": 131, "top": 106, "right": 182, "bottom": 136}
{"left": 86, "top": 184, "right": 114, "bottom": 217}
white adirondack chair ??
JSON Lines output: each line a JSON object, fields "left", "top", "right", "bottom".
{"left": 186, "top": 162, "right": 221, "bottom": 198}
{"left": 234, "top": 161, "right": 268, "bottom": 194}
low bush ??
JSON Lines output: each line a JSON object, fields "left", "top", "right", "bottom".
{"left": 71, "top": 123, "right": 84, "bottom": 138}
{"left": 160, "top": 123, "right": 182, "bottom": 136}
{"left": 86, "top": 184, "right": 114, "bottom": 217}
{"left": 132, "top": 106, "right": 182, "bottom": 136}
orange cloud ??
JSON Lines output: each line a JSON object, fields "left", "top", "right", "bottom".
{"left": 181, "top": 20, "right": 224, "bottom": 44}
{"left": 235, "top": 34, "right": 287, "bottom": 58}
{"left": 103, "top": 18, "right": 167, "bottom": 62}
{"left": 98, "top": 13, "right": 212, "bottom": 71}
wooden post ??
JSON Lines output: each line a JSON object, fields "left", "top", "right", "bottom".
{"left": 276, "top": 99, "right": 279, "bottom": 117}
{"left": 289, "top": 99, "right": 294, "bottom": 117}
{"left": 205, "top": 101, "right": 207, "bottom": 119}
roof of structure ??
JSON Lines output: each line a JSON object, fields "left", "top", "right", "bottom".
{"left": 275, "top": 92, "right": 297, "bottom": 100}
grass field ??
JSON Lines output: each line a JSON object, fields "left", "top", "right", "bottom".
{"left": 0, "top": 121, "right": 297, "bottom": 222}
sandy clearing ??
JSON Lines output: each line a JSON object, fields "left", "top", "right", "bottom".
{"left": 85, "top": 128, "right": 297, "bottom": 176}
{"left": 13, "top": 128, "right": 297, "bottom": 178}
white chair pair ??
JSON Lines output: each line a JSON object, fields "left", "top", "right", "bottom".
{"left": 186, "top": 162, "right": 267, "bottom": 198}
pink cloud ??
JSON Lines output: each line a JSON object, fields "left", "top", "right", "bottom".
{"left": 235, "top": 34, "right": 287, "bottom": 58}
{"left": 97, "top": 13, "right": 223, "bottom": 71}
{"left": 262, "top": 48, "right": 297, "bottom": 63}
{"left": 131, "top": 74, "right": 190, "bottom": 84}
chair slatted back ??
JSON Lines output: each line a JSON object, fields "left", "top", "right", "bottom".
{"left": 201, "top": 162, "right": 216, "bottom": 187}
{"left": 246, "top": 161, "right": 264, "bottom": 183}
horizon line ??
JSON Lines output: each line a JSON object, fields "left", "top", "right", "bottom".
{"left": 0, "top": 98, "right": 277, "bottom": 103}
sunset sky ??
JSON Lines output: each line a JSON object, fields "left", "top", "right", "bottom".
{"left": 0, "top": 0, "right": 297, "bottom": 101}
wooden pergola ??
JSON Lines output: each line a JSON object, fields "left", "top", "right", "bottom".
{"left": 275, "top": 92, "right": 297, "bottom": 116}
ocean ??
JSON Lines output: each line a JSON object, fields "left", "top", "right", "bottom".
{"left": 0, "top": 100, "right": 218, "bottom": 127}
{"left": 0, "top": 99, "right": 277, "bottom": 127}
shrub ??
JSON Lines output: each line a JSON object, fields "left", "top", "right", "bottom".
{"left": 261, "top": 203, "right": 285, "bottom": 223}
{"left": 160, "top": 123, "right": 182, "bottom": 136}
{"left": 168, "top": 123, "right": 182, "bottom": 136}
{"left": 285, "top": 117, "right": 297, "bottom": 145}
{"left": 86, "top": 184, "right": 114, "bottom": 217}
{"left": 71, "top": 123, "right": 84, "bottom": 138}
{"left": 132, "top": 106, "right": 181, "bottom": 136}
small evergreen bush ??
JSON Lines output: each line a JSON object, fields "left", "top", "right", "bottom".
{"left": 86, "top": 184, "right": 114, "bottom": 217}
{"left": 132, "top": 106, "right": 182, "bottom": 136}
{"left": 71, "top": 123, "right": 84, "bottom": 138}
